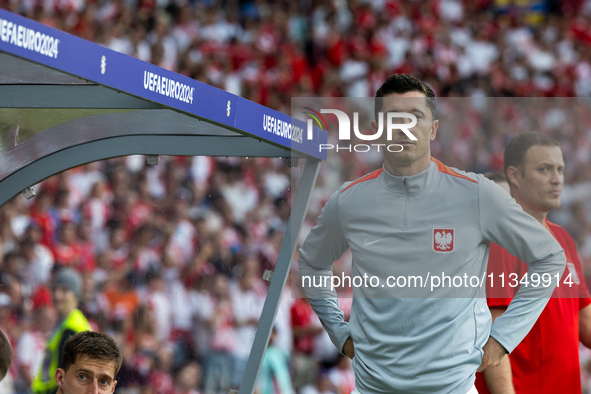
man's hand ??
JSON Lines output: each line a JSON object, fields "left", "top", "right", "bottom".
{"left": 342, "top": 337, "right": 355, "bottom": 359}
{"left": 477, "top": 336, "right": 508, "bottom": 372}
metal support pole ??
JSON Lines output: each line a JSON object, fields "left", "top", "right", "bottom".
{"left": 239, "top": 158, "right": 321, "bottom": 394}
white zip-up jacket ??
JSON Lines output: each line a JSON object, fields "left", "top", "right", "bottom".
{"left": 298, "top": 158, "right": 566, "bottom": 394}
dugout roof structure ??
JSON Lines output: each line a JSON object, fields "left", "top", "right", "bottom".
{"left": 0, "top": 9, "right": 326, "bottom": 394}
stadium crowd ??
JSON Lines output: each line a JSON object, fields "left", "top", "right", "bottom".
{"left": 3, "top": 0, "right": 591, "bottom": 393}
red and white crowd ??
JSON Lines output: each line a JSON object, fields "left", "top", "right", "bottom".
{"left": 2, "top": 0, "right": 591, "bottom": 393}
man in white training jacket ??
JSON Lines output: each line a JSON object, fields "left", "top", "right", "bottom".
{"left": 298, "top": 74, "right": 566, "bottom": 394}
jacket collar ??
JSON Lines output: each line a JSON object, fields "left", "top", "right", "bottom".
{"left": 380, "top": 160, "right": 438, "bottom": 194}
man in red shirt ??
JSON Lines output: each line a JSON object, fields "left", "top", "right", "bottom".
{"left": 475, "top": 132, "right": 591, "bottom": 393}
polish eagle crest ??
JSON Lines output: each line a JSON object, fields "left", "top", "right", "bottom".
{"left": 433, "top": 229, "right": 454, "bottom": 253}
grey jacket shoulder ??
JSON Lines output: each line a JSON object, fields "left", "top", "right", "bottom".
{"left": 445, "top": 166, "right": 486, "bottom": 184}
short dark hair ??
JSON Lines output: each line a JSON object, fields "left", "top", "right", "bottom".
{"left": 483, "top": 172, "right": 507, "bottom": 183}
{"left": 375, "top": 74, "right": 436, "bottom": 121}
{"left": 61, "top": 331, "right": 122, "bottom": 376}
{"left": 503, "top": 132, "right": 560, "bottom": 175}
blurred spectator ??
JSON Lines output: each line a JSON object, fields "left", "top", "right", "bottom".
{"left": 32, "top": 268, "right": 92, "bottom": 394}
{"left": 29, "top": 190, "right": 54, "bottom": 248}
{"left": 49, "top": 189, "right": 79, "bottom": 226}
{"left": 161, "top": 249, "right": 195, "bottom": 370}
{"left": 19, "top": 231, "right": 54, "bottom": 295}
{"left": 299, "top": 371, "right": 337, "bottom": 394}
{"left": 229, "top": 256, "right": 265, "bottom": 388}
{"left": 144, "top": 272, "right": 172, "bottom": 343}
{"left": 291, "top": 298, "right": 324, "bottom": 390}
{"left": 103, "top": 221, "right": 130, "bottom": 276}
{"left": 104, "top": 272, "right": 140, "bottom": 322}
{"left": 75, "top": 220, "right": 96, "bottom": 272}
{"left": 130, "top": 224, "right": 160, "bottom": 275}
{"left": 190, "top": 269, "right": 216, "bottom": 361}
{"left": 81, "top": 181, "right": 110, "bottom": 248}
{"left": 149, "top": 345, "right": 175, "bottom": 394}
{"left": 68, "top": 164, "right": 106, "bottom": 206}
{"left": 174, "top": 361, "right": 202, "bottom": 394}
{"left": 257, "top": 327, "right": 294, "bottom": 394}
{"left": 327, "top": 356, "right": 355, "bottom": 394}
{"left": 51, "top": 222, "right": 82, "bottom": 269}
{"left": 14, "top": 289, "right": 55, "bottom": 394}
{"left": 202, "top": 274, "right": 234, "bottom": 394}
{"left": 128, "top": 179, "right": 155, "bottom": 233}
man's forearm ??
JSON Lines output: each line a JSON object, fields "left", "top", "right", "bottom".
{"left": 306, "top": 297, "right": 349, "bottom": 352}
{"left": 297, "top": 189, "right": 350, "bottom": 353}
{"left": 490, "top": 250, "right": 565, "bottom": 352}
{"left": 483, "top": 355, "right": 515, "bottom": 394}
{"left": 299, "top": 259, "right": 350, "bottom": 353}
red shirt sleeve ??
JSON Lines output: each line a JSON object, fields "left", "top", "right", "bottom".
{"left": 546, "top": 221, "right": 591, "bottom": 309}
{"left": 567, "top": 235, "right": 591, "bottom": 309}
{"left": 579, "top": 290, "right": 591, "bottom": 310}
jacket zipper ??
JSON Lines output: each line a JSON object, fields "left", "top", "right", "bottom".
{"left": 403, "top": 178, "right": 409, "bottom": 231}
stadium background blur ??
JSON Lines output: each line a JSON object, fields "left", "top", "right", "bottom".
{"left": 2, "top": 0, "right": 591, "bottom": 393}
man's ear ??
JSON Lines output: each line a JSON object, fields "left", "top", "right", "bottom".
{"left": 370, "top": 119, "right": 377, "bottom": 133}
{"left": 506, "top": 166, "right": 521, "bottom": 189}
{"left": 430, "top": 119, "right": 439, "bottom": 141}
{"left": 370, "top": 118, "right": 387, "bottom": 144}
{"left": 55, "top": 368, "right": 65, "bottom": 389}
{"left": 111, "top": 380, "right": 117, "bottom": 393}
